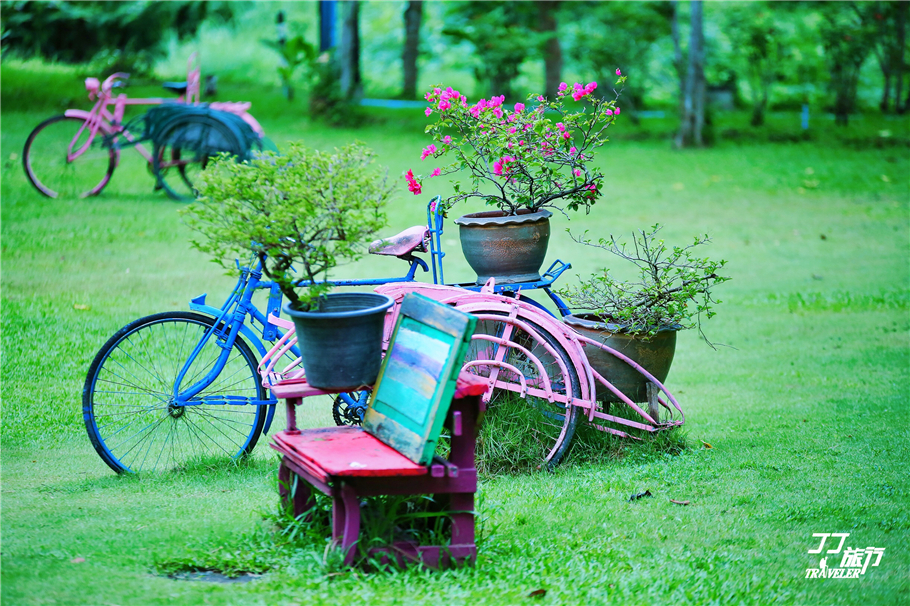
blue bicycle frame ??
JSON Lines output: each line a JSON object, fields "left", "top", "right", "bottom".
{"left": 169, "top": 196, "right": 573, "bottom": 435}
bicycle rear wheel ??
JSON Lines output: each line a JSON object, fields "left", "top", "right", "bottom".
{"left": 83, "top": 311, "right": 268, "bottom": 474}
{"left": 23, "top": 115, "right": 117, "bottom": 198}
{"left": 462, "top": 312, "right": 580, "bottom": 470}
{"left": 153, "top": 116, "right": 243, "bottom": 200}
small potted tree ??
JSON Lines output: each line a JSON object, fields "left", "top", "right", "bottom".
{"left": 182, "top": 142, "right": 395, "bottom": 390}
{"left": 405, "top": 72, "right": 627, "bottom": 284}
{"left": 558, "top": 224, "right": 729, "bottom": 403}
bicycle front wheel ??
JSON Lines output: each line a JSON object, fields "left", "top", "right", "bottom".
{"left": 23, "top": 115, "right": 117, "bottom": 198}
{"left": 463, "top": 312, "right": 581, "bottom": 471}
{"left": 83, "top": 312, "right": 268, "bottom": 474}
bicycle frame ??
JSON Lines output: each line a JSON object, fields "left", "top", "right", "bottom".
{"left": 170, "top": 197, "right": 574, "bottom": 434}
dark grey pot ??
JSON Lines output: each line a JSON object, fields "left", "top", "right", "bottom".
{"left": 454, "top": 209, "right": 551, "bottom": 285}
{"left": 283, "top": 292, "right": 394, "bottom": 390}
{"left": 564, "top": 314, "right": 678, "bottom": 403}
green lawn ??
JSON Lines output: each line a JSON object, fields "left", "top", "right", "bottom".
{"left": 2, "top": 59, "right": 908, "bottom": 605}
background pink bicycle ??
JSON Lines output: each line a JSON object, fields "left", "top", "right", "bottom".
{"left": 22, "top": 54, "right": 266, "bottom": 200}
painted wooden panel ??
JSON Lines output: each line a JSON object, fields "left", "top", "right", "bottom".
{"left": 363, "top": 294, "right": 477, "bottom": 464}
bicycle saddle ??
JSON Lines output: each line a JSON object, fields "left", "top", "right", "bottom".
{"left": 369, "top": 225, "right": 429, "bottom": 258}
{"left": 162, "top": 81, "right": 188, "bottom": 95}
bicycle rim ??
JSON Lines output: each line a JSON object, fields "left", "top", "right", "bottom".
{"left": 153, "top": 117, "right": 240, "bottom": 200}
{"left": 83, "top": 312, "right": 267, "bottom": 474}
{"left": 463, "top": 313, "right": 580, "bottom": 470}
{"left": 23, "top": 115, "right": 116, "bottom": 198}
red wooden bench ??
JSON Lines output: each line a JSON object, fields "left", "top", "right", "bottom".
{"left": 269, "top": 293, "right": 487, "bottom": 568}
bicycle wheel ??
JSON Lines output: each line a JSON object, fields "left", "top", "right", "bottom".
{"left": 463, "top": 313, "right": 580, "bottom": 470}
{"left": 83, "top": 311, "right": 268, "bottom": 474}
{"left": 23, "top": 115, "right": 117, "bottom": 198}
{"left": 153, "top": 116, "right": 242, "bottom": 200}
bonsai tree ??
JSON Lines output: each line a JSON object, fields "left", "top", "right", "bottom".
{"left": 181, "top": 142, "right": 393, "bottom": 310}
{"left": 405, "top": 71, "right": 628, "bottom": 217}
{"left": 559, "top": 224, "right": 730, "bottom": 345}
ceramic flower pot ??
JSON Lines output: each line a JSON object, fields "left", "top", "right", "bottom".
{"left": 454, "top": 209, "right": 551, "bottom": 285}
{"left": 563, "top": 314, "right": 678, "bottom": 402}
{"left": 283, "top": 292, "right": 394, "bottom": 390}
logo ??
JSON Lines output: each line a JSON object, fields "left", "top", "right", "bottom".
{"left": 805, "top": 533, "right": 885, "bottom": 579}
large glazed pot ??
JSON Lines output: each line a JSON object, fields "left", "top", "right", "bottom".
{"left": 454, "top": 209, "right": 551, "bottom": 284}
{"left": 564, "top": 314, "right": 677, "bottom": 402}
{"left": 283, "top": 292, "right": 394, "bottom": 390}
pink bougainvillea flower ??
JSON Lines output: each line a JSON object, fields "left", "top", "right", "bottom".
{"left": 509, "top": 127, "right": 517, "bottom": 134}
{"left": 615, "top": 107, "right": 621, "bottom": 115}
{"left": 425, "top": 107, "right": 433, "bottom": 117}
{"left": 558, "top": 82, "right": 568, "bottom": 93}
{"left": 405, "top": 169, "right": 422, "bottom": 195}
{"left": 616, "top": 68, "right": 622, "bottom": 76}
{"left": 574, "top": 168, "right": 582, "bottom": 177}
{"left": 569, "top": 146, "right": 577, "bottom": 155}
{"left": 514, "top": 103, "right": 525, "bottom": 113}
{"left": 557, "top": 122, "right": 566, "bottom": 132}
{"left": 584, "top": 82, "right": 597, "bottom": 95}
{"left": 537, "top": 95, "right": 546, "bottom": 102}
{"left": 420, "top": 144, "right": 437, "bottom": 160}
{"left": 604, "top": 109, "right": 613, "bottom": 116}
{"left": 430, "top": 167, "right": 441, "bottom": 177}
{"left": 443, "top": 135, "right": 452, "bottom": 145}
{"left": 439, "top": 100, "right": 451, "bottom": 111}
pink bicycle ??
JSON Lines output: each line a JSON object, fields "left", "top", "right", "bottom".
{"left": 22, "top": 54, "right": 265, "bottom": 200}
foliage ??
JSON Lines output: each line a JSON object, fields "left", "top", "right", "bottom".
{"left": 563, "top": 1, "right": 671, "bottom": 119}
{"left": 262, "top": 34, "right": 317, "bottom": 102}
{"left": 181, "top": 142, "right": 392, "bottom": 310}
{"left": 408, "top": 74, "right": 626, "bottom": 216}
{"left": 559, "top": 224, "right": 729, "bottom": 342}
{"left": 307, "top": 51, "right": 367, "bottom": 128}
{"left": 818, "top": 2, "right": 878, "bottom": 125}
{"left": 0, "top": 1, "right": 234, "bottom": 70}
{"left": 441, "top": 1, "right": 545, "bottom": 100}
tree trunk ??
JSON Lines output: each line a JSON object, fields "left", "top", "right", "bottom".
{"left": 538, "top": 0, "right": 562, "bottom": 99}
{"left": 896, "top": 0, "right": 908, "bottom": 113}
{"left": 339, "top": 0, "right": 362, "bottom": 100}
{"left": 676, "top": 0, "right": 705, "bottom": 148}
{"left": 671, "top": 1, "right": 684, "bottom": 116}
{"left": 319, "top": 0, "right": 336, "bottom": 52}
{"left": 402, "top": 1, "right": 423, "bottom": 99}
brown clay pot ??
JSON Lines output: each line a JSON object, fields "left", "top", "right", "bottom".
{"left": 454, "top": 209, "right": 551, "bottom": 285}
{"left": 564, "top": 314, "right": 678, "bottom": 402}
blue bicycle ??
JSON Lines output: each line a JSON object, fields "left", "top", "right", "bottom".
{"left": 82, "top": 197, "right": 574, "bottom": 473}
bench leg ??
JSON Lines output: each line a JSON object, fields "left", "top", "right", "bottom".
{"left": 449, "top": 492, "right": 476, "bottom": 561}
{"left": 279, "top": 459, "right": 316, "bottom": 520}
{"left": 332, "top": 482, "right": 361, "bottom": 566}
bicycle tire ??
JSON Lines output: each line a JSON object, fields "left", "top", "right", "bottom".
{"left": 83, "top": 311, "right": 267, "bottom": 474}
{"left": 23, "top": 114, "right": 117, "bottom": 198}
{"left": 463, "top": 312, "right": 580, "bottom": 469}
{"left": 152, "top": 115, "right": 243, "bottom": 201}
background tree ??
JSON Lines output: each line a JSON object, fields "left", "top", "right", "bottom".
{"left": 1, "top": 1, "right": 233, "bottom": 75}
{"left": 857, "top": 1, "right": 909, "bottom": 114}
{"left": 401, "top": 1, "right": 424, "bottom": 99}
{"left": 537, "top": 0, "right": 563, "bottom": 99}
{"left": 675, "top": 0, "right": 706, "bottom": 147}
{"left": 565, "top": 2, "right": 671, "bottom": 124}
{"left": 339, "top": 0, "right": 362, "bottom": 100}
{"left": 818, "top": 2, "right": 877, "bottom": 126}
{"left": 442, "top": 1, "right": 543, "bottom": 99}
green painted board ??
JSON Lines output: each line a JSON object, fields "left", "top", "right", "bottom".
{"left": 363, "top": 294, "right": 476, "bottom": 465}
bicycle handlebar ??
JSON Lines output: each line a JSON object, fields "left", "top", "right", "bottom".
{"left": 101, "top": 72, "right": 130, "bottom": 94}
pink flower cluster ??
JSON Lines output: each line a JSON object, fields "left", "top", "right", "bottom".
{"left": 558, "top": 81, "right": 598, "bottom": 101}
{"left": 425, "top": 87, "right": 466, "bottom": 117}
{"left": 469, "top": 95, "right": 506, "bottom": 119}
{"left": 493, "top": 155, "right": 516, "bottom": 177}
{"left": 421, "top": 144, "right": 437, "bottom": 160}
{"left": 405, "top": 169, "right": 421, "bottom": 195}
